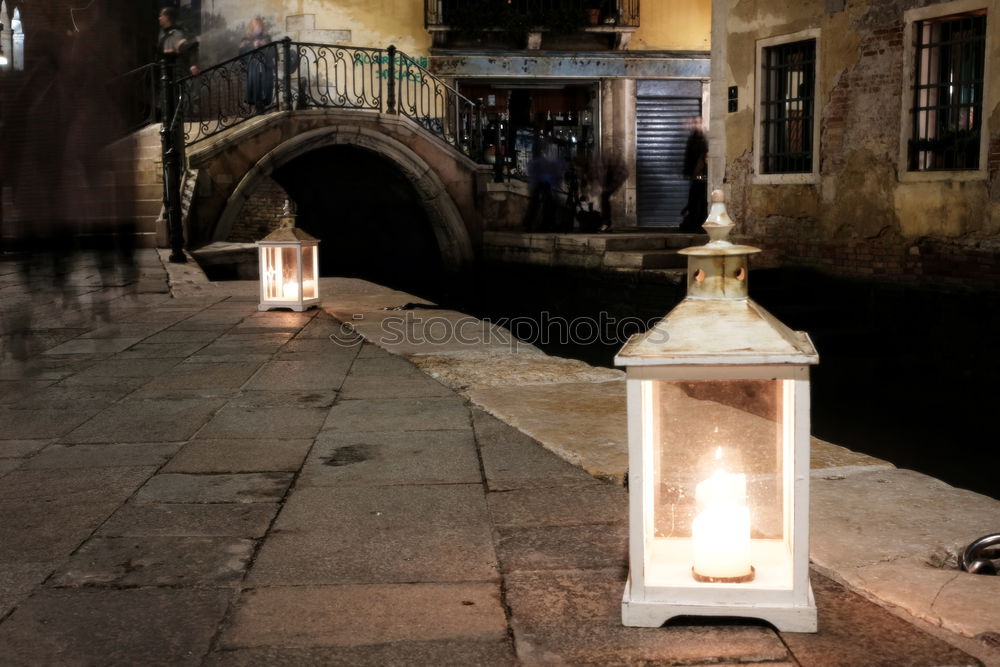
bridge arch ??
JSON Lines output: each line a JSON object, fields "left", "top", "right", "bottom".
{"left": 214, "top": 123, "right": 475, "bottom": 272}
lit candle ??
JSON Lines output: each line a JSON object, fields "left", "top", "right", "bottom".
{"left": 692, "top": 465, "right": 753, "bottom": 581}
{"left": 283, "top": 281, "right": 299, "bottom": 299}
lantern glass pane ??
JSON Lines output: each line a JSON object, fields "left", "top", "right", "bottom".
{"left": 642, "top": 379, "right": 793, "bottom": 590}
{"left": 279, "top": 246, "right": 302, "bottom": 300}
{"left": 261, "top": 246, "right": 285, "bottom": 301}
{"left": 302, "top": 245, "right": 318, "bottom": 300}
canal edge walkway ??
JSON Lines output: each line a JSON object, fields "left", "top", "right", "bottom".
{"left": 162, "top": 252, "right": 1000, "bottom": 665}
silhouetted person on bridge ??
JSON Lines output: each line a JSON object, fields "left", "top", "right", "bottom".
{"left": 240, "top": 17, "right": 275, "bottom": 115}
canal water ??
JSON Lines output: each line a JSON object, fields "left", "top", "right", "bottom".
{"left": 418, "top": 263, "right": 1000, "bottom": 501}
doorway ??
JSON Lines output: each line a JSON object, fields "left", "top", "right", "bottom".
{"left": 636, "top": 80, "right": 704, "bottom": 228}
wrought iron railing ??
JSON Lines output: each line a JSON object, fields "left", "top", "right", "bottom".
{"left": 394, "top": 46, "right": 484, "bottom": 160}
{"left": 425, "top": 0, "right": 640, "bottom": 29}
{"left": 171, "top": 39, "right": 483, "bottom": 161}
{"left": 153, "top": 40, "right": 487, "bottom": 260}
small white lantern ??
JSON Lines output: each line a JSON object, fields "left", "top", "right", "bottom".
{"left": 257, "top": 201, "right": 320, "bottom": 312}
{"left": 616, "top": 191, "right": 819, "bottom": 632}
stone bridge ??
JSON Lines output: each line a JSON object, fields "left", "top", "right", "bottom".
{"left": 184, "top": 108, "right": 490, "bottom": 272}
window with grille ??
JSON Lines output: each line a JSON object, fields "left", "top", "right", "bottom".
{"left": 908, "top": 11, "right": 986, "bottom": 171}
{"left": 759, "top": 39, "right": 816, "bottom": 175}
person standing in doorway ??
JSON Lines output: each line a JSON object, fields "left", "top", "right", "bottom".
{"left": 679, "top": 117, "right": 708, "bottom": 232}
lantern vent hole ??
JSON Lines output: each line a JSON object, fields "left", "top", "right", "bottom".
{"left": 736, "top": 267, "right": 746, "bottom": 281}
{"left": 694, "top": 269, "right": 706, "bottom": 282}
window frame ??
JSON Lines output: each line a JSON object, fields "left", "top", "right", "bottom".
{"left": 753, "top": 29, "right": 822, "bottom": 185}
{"left": 899, "top": 0, "right": 991, "bottom": 183}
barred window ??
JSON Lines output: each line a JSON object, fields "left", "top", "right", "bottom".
{"left": 909, "top": 12, "right": 986, "bottom": 171}
{"left": 760, "top": 39, "right": 816, "bottom": 174}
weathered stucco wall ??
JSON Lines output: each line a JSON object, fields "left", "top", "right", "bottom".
{"left": 632, "top": 0, "right": 712, "bottom": 51}
{"left": 720, "top": 0, "right": 1000, "bottom": 286}
{"left": 199, "top": 0, "right": 429, "bottom": 67}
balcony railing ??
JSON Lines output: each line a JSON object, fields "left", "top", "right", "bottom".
{"left": 424, "top": 0, "right": 640, "bottom": 30}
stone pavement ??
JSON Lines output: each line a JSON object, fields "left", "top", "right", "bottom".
{"left": 0, "top": 248, "right": 994, "bottom": 665}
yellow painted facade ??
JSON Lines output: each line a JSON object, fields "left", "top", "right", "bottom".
{"left": 632, "top": 0, "right": 712, "bottom": 50}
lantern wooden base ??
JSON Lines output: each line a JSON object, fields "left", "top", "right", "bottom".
{"left": 621, "top": 576, "right": 817, "bottom": 632}
{"left": 258, "top": 299, "right": 319, "bottom": 313}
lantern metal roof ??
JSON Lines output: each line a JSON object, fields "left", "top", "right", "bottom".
{"left": 257, "top": 200, "right": 318, "bottom": 244}
{"left": 615, "top": 191, "right": 819, "bottom": 367}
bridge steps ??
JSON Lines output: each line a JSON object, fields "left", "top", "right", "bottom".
{"left": 105, "top": 125, "right": 164, "bottom": 247}
{"left": 483, "top": 230, "right": 702, "bottom": 274}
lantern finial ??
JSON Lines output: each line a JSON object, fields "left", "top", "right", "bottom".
{"left": 702, "top": 190, "right": 734, "bottom": 245}
{"left": 279, "top": 199, "right": 296, "bottom": 229}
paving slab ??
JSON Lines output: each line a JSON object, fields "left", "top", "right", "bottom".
{"left": 41, "top": 336, "right": 143, "bottom": 356}
{"left": 495, "top": 523, "right": 629, "bottom": 574}
{"left": 227, "top": 389, "right": 338, "bottom": 409}
{"left": 0, "top": 465, "right": 155, "bottom": 504}
{"left": 248, "top": 485, "right": 497, "bottom": 585}
{"left": 504, "top": 568, "right": 790, "bottom": 665}
{"left": 76, "top": 322, "right": 173, "bottom": 339}
{"left": 0, "top": 459, "right": 21, "bottom": 476}
{"left": 163, "top": 438, "right": 313, "bottom": 473}
{"left": 487, "top": 484, "right": 627, "bottom": 529}
{"left": 113, "top": 341, "right": 212, "bottom": 359}
{"left": 141, "top": 361, "right": 264, "bottom": 390}
{"left": 21, "top": 442, "right": 182, "bottom": 469}
{"left": 49, "top": 536, "right": 255, "bottom": 587}
{"left": 1, "top": 384, "right": 134, "bottom": 411}
{"left": 244, "top": 359, "right": 352, "bottom": 391}
{"left": 780, "top": 572, "right": 981, "bottom": 667}
{"left": 473, "top": 410, "right": 597, "bottom": 491}
{"left": 61, "top": 397, "right": 229, "bottom": 443}
{"left": 197, "top": 332, "right": 296, "bottom": 353}
{"left": 321, "top": 396, "right": 470, "bottom": 433}
{"left": 197, "top": 405, "right": 329, "bottom": 440}
{"left": 61, "top": 357, "right": 183, "bottom": 378}
{"left": 347, "top": 355, "right": 424, "bottom": 375}
{"left": 0, "top": 407, "right": 101, "bottom": 439}
{"left": 142, "top": 328, "right": 230, "bottom": 344}
{"left": 274, "top": 337, "right": 361, "bottom": 358}
{"left": 0, "top": 357, "right": 96, "bottom": 380}
{"left": 234, "top": 312, "right": 316, "bottom": 331}
{"left": 219, "top": 583, "right": 508, "bottom": 649}
{"left": 135, "top": 472, "right": 293, "bottom": 504}
{"left": 203, "top": 639, "right": 516, "bottom": 667}
{"left": 0, "top": 562, "right": 57, "bottom": 618}
{"left": 0, "top": 588, "right": 230, "bottom": 667}
{"left": 338, "top": 371, "right": 455, "bottom": 399}
{"left": 0, "top": 499, "right": 131, "bottom": 563}
{"left": 466, "top": 380, "right": 628, "bottom": 484}
{"left": 298, "top": 430, "right": 481, "bottom": 487}
{"left": 0, "top": 379, "right": 52, "bottom": 404}
{"left": 0, "top": 440, "right": 51, "bottom": 458}
{"left": 98, "top": 502, "right": 279, "bottom": 538}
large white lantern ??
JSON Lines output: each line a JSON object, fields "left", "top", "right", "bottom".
{"left": 616, "top": 191, "right": 819, "bottom": 632}
{"left": 257, "top": 201, "right": 320, "bottom": 312}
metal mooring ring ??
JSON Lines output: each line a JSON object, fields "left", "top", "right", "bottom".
{"left": 961, "top": 534, "right": 1000, "bottom": 575}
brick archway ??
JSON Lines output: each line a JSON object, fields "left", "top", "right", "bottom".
{"left": 213, "top": 123, "right": 475, "bottom": 271}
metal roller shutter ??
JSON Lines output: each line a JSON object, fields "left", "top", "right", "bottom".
{"left": 636, "top": 80, "right": 703, "bottom": 228}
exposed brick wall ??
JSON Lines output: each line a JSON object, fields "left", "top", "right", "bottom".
{"left": 751, "top": 235, "right": 1000, "bottom": 290}
{"left": 727, "top": 0, "right": 999, "bottom": 291}
{"left": 228, "top": 177, "right": 289, "bottom": 242}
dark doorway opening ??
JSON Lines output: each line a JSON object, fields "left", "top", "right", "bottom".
{"left": 270, "top": 145, "right": 446, "bottom": 295}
